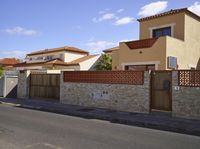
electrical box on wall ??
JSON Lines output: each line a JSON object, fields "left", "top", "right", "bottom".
{"left": 168, "top": 56, "right": 177, "bottom": 69}
{"left": 91, "top": 91, "right": 110, "bottom": 100}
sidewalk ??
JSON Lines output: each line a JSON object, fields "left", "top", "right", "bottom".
{"left": 1, "top": 98, "right": 200, "bottom": 136}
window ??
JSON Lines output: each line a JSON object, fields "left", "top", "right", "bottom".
{"left": 125, "top": 65, "right": 155, "bottom": 71}
{"left": 46, "top": 56, "right": 53, "bottom": 60}
{"left": 36, "top": 56, "right": 43, "bottom": 60}
{"left": 153, "top": 27, "right": 171, "bottom": 38}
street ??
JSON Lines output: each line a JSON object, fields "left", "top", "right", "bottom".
{"left": 0, "top": 104, "right": 200, "bottom": 149}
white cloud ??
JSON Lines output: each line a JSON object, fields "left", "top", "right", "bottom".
{"left": 101, "top": 13, "right": 116, "bottom": 20}
{"left": 4, "top": 26, "right": 39, "bottom": 36}
{"left": 93, "top": 9, "right": 134, "bottom": 26}
{"left": 93, "top": 13, "right": 116, "bottom": 23}
{"left": 138, "top": 1, "right": 168, "bottom": 17}
{"left": 114, "top": 17, "right": 134, "bottom": 25}
{"left": 117, "top": 9, "right": 124, "bottom": 13}
{"left": 0, "top": 50, "right": 27, "bottom": 59}
{"left": 189, "top": 2, "right": 200, "bottom": 16}
{"left": 119, "top": 39, "right": 135, "bottom": 42}
{"left": 86, "top": 40, "right": 115, "bottom": 54}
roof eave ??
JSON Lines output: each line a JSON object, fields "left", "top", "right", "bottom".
{"left": 137, "top": 8, "right": 200, "bottom": 22}
{"left": 27, "top": 50, "right": 88, "bottom": 57}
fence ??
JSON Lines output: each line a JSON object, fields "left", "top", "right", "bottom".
{"left": 63, "top": 71, "right": 144, "bottom": 85}
{"left": 61, "top": 71, "right": 150, "bottom": 113}
{"left": 178, "top": 70, "right": 200, "bottom": 87}
{"left": 30, "top": 74, "right": 60, "bottom": 100}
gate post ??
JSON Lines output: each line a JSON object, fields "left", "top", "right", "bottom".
{"left": 17, "top": 70, "right": 31, "bottom": 99}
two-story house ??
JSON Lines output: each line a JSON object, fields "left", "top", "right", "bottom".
{"left": 15, "top": 46, "right": 100, "bottom": 71}
{"left": 104, "top": 8, "right": 200, "bottom": 70}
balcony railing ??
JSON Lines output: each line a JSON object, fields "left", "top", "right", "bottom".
{"left": 125, "top": 38, "right": 158, "bottom": 50}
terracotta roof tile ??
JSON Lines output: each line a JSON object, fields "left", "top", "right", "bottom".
{"left": 15, "top": 55, "right": 99, "bottom": 67}
{"left": 138, "top": 8, "right": 200, "bottom": 22}
{"left": 43, "top": 59, "right": 71, "bottom": 66}
{"left": 27, "top": 46, "right": 89, "bottom": 56}
{"left": 125, "top": 38, "right": 158, "bottom": 49}
{"left": 15, "top": 59, "right": 78, "bottom": 67}
{"left": 103, "top": 46, "right": 119, "bottom": 53}
{"left": 0, "top": 58, "right": 20, "bottom": 66}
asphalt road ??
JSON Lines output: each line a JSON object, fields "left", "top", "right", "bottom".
{"left": 0, "top": 104, "right": 200, "bottom": 149}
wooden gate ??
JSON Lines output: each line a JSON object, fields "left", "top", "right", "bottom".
{"left": 151, "top": 71, "right": 172, "bottom": 111}
{"left": 30, "top": 74, "right": 60, "bottom": 100}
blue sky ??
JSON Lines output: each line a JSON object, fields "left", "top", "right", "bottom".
{"left": 0, "top": 0, "right": 200, "bottom": 59}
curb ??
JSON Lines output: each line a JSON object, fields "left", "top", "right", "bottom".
{"left": 0, "top": 101, "right": 20, "bottom": 107}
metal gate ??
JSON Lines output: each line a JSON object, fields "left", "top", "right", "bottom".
{"left": 29, "top": 74, "right": 60, "bottom": 100}
{"left": 151, "top": 71, "right": 172, "bottom": 111}
{"left": 0, "top": 71, "right": 18, "bottom": 98}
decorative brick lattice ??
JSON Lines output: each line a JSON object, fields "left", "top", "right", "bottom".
{"left": 178, "top": 70, "right": 200, "bottom": 87}
{"left": 63, "top": 71, "right": 144, "bottom": 85}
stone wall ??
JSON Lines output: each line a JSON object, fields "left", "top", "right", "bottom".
{"left": 172, "top": 71, "right": 200, "bottom": 119}
{"left": 60, "top": 72, "right": 150, "bottom": 113}
{"left": 17, "top": 70, "right": 30, "bottom": 99}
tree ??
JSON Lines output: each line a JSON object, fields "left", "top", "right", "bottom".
{"left": 95, "top": 54, "right": 112, "bottom": 70}
{"left": 0, "top": 66, "right": 3, "bottom": 78}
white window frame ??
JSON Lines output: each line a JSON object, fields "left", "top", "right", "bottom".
{"left": 121, "top": 61, "right": 160, "bottom": 70}
{"left": 149, "top": 23, "right": 176, "bottom": 38}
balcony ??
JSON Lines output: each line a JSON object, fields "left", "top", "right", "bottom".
{"left": 123, "top": 36, "right": 184, "bottom": 51}
{"left": 125, "top": 38, "right": 158, "bottom": 50}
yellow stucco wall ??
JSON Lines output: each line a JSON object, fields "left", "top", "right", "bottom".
{"left": 166, "top": 14, "right": 200, "bottom": 69}
{"left": 112, "top": 50, "right": 119, "bottom": 70}
{"left": 184, "top": 14, "right": 200, "bottom": 68}
{"left": 112, "top": 37, "right": 167, "bottom": 70}
{"left": 165, "top": 37, "right": 185, "bottom": 69}
{"left": 139, "top": 12, "right": 185, "bottom": 41}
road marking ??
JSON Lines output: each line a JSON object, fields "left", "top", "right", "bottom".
{"left": 0, "top": 101, "right": 20, "bottom": 106}
{"left": 24, "top": 142, "right": 63, "bottom": 149}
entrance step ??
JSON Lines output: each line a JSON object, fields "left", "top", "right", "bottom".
{"left": 150, "top": 109, "right": 172, "bottom": 117}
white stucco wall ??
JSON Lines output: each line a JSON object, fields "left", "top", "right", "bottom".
{"left": 79, "top": 55, "right": 100, "bottom": 70}
{"left": 64, "top": 52, "right": 87, "bottom": 62}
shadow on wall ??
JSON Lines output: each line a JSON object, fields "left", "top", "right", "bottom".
{"left": 0, "top": 75, "right": 18, "bottom": 98}
{"left": 89, "top": 56, "right": 102, "bottom": 71}
{"left": 197, "top": 57, "right": 200, "bottom": 70}
{"left": 6, "top": 85, "right": 18, "bottom": 98}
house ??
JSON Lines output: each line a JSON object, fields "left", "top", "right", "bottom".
{"left": 103, "top": 46, "right": 119, "bottom": 56}
{"left": 105, "top": 8, "right": 200, "bottom": 70}
{"left": 0, "top": 58, "right": 20, "bottom": 70}
{"left": 15, "top": 46, "right": 100, "bottom": 72}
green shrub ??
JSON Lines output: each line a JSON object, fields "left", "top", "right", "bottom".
{"left": 0, "top": 66, "right": 4, "bottom": 77}
{"left": 95, "top": 54, "right": 112, "bottom": 70}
